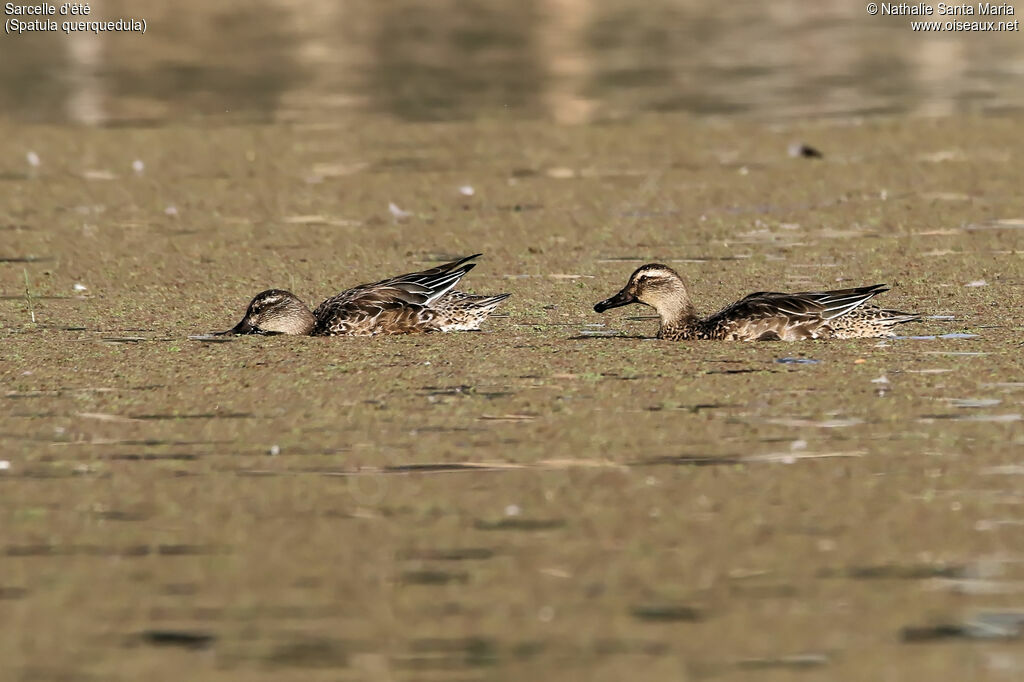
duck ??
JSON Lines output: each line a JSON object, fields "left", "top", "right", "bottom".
{"left": 593, "top": 263, "right": 921, "bottom": 340}
{"left": 221, "top": 254, "right": 509, "bottom": 336}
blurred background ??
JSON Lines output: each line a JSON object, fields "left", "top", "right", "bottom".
{"left": 4, "top": 0, "right": 1024, "bottom": 125}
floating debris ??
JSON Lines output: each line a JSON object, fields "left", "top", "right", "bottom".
{"left": 82, "top": 169, "right": 117, "bottom": 181}
{"left": 164, "top": 205, "right": 179, "bottom": 217}
{"left": 388, "top": 202, "right": 412, "bottom": 219}
{"left": 788, "top": 143, "right": 823, "bottom": 159}
{"left": 282, "top": 215, "right": 328, "bottom": 225}
{"left": 269, "top": 444, "right": 281, "bottom": 456}
{"left": 458, "top": 185, "right": 475, "bottom": 197}
{"left": 0, "top": 460, "right": 10, "bottom": 471}
{"left": 774, "top": 357, "right": 820, "bottom": 365}
{"left": 132, "top": 160, "right": 145, "bottom": 175}
{"left": 26, "top": 151, "right": 40, "bottom": 168}
{"left": 72, "top": 283, "right": 88, "bottom": 292}
{"left": 965, "top": 280, "right": 988, "bottom": 287}
{"left": 75, "top": 412, "right": 142, "bottom": 423}
{"left": 918, "top": 149, "right": 965, "bottom": 163}
{"left": 546, "top": 167, "right": 575, "bottom": 179}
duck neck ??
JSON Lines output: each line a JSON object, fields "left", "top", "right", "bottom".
{"left": 271, "top": 300, "right": 316, "bottom": 335}
{"left": 293, "top": 305, "right": 316, "bottom": 335}
{"left": 654, "top": 292, "right": 697, "bottom": 330}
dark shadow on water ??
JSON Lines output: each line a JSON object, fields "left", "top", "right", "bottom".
{"left": 400, "top": 570, "right": 470, "bottom": 585}
{"left": 132, "top": 629, "right": 217, "bottom": 651}
{"left": 633, "top": 455, "right": 745, "bottom": 467}
{"left": 706, "top": 368, "right": 773, "bottom": 375}
{"left": 903, "top": 612, "right": 1024, "bottom": 642}
{"left": 630, "top": 604, "right": 705, "bottom": 622}
{"left": 473, "top": 518, "right": 566, "bottom": 531}
{"left": 821, "top": 563, "right": 964, "bottom": 580}
{"left": 645, "top": 403, "right": 742, "bottom": 413}
{"left": 4, "top": 543, "right": 224, "bottom": 557}
{"left": 385, "top": 463, "right": 507, "bottom": 473}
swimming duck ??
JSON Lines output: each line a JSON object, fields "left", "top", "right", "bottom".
{"left": 593, "top": 263, "right": 921, "bottom": 340}
{"left": 222, "top": 254, "right": 509, "bottom": 336}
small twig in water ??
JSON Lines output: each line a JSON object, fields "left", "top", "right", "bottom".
{"left": 23, "top": 268, "right": 36, "bottom": 323}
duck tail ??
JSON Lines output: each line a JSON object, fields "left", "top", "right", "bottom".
{"left": 875, "top": 309, "right": 921, "bottom": 326}
{"left": 471, "top": 293, "right": 511, "bottom": 312}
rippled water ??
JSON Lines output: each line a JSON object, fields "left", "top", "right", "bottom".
{"left": 3, "top": 0, "right": 1024, "bottom": 124}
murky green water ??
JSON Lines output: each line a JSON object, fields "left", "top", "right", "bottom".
{"left": 2, "top": 2, "right": 1024, "bottom": 680}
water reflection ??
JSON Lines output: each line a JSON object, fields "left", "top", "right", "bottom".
{"left": 1, "top": 0, "right": 1022, "bottom": 124}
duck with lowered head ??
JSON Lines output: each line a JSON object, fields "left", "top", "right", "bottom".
{"left": 220, "top": 254, "right": 509, "bottom": 337}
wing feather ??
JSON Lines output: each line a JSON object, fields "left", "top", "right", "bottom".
{"left": 314, "top": 254, "right": 481, "bottom": 313}
{"left": 714, "top": 284, "right": 889, "bottom": 323}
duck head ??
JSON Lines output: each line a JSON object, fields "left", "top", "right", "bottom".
{"left": 594, "top": 263, "right": 696, "bottom": 324}
{"left": 220, "top": 289, "right": 316, "bottom": 335}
